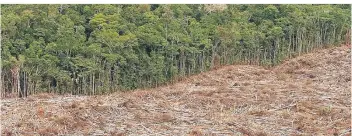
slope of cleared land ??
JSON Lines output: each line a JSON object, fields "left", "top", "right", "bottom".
{"left": 1, "top": 46, "right": 351, "bottom": 136}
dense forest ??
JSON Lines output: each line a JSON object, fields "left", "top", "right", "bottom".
{"left": 1, "top": 4, "right": 351, "bottom": 97}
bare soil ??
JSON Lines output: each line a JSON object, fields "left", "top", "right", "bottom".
{"left": 1, "top": 46, "right": 351, "bottom": 136}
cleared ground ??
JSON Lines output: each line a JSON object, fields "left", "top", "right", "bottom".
{"left": 1, "top": 46, "right": 351, "bottom": 136}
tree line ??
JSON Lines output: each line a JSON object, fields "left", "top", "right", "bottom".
{"left": 1, "top": 4, "right": 350, "bottom": 97}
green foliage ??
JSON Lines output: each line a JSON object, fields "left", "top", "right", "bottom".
{"left": 1, "top": 4, "right": 350, "bottom": 96}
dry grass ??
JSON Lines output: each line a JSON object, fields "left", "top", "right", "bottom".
{"left": 1, "top": 46, "right": 351, "bottom": 135}
{"left": 35, "top": 93, "right": 55, "bottom": 99}
{"left": 188, "top": 129, "right": 203, "bottom": 136}
{"left": 38, "top": 127, "right": 59, "bottom": 136}
{"left": 158, "top": 113, "right": 174, "bottom": 122}
{"left": 277, "top": 73, "right": 290, "bottom": 81}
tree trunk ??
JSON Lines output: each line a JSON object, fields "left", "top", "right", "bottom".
{"left": 211, "top": 39, "right": 220, "bottom": 69}
{"left": 10, "top": 66, "right": 20, "bottom": 97}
